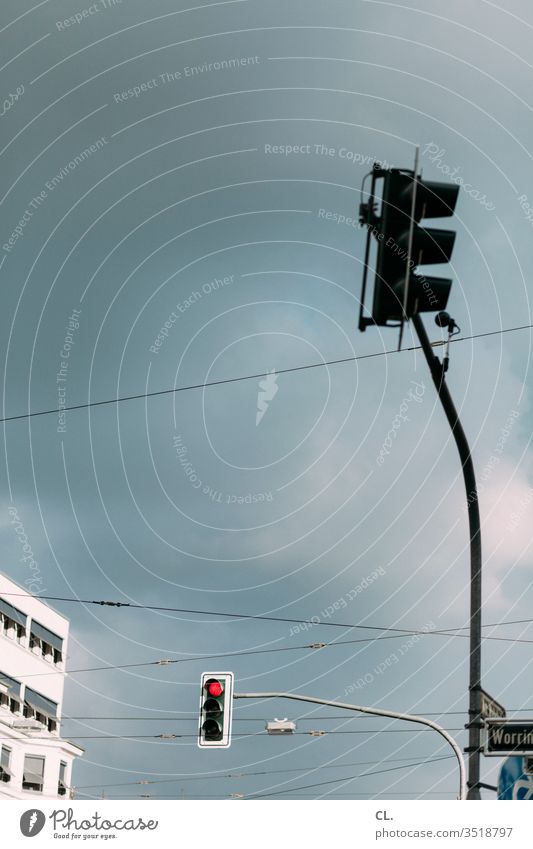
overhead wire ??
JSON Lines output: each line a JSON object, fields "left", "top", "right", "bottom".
{"left": 75, "top": 792, "right": 457, "bottom": 798}
{"left": 0, "top": 321, "right": 531, "bottom": 425}
{"left": 74, "top": 755, "right": 459, "bottom": 799}
{"left": 243, "top": 755, "right": 457, "bottom": 799}
{"left": 3, "top": 591, "right": 533, "bottom": 638}
{"left": 74, "top": 752, "right": 455, "bottom": 789}
{"left": 59, "top": 707, "right": 533, "bottom": 722}
{"left": 0, "top": 728, "right": 466, "bottom": 741}
{"left": 7, "top": 625, "right": 533, "bottom": 680}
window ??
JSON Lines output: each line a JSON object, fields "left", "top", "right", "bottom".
{"left": 23, "top": 755, "right": 45, "bottom": 792}
{"left": 58, "top": 761, "right": 67, "bottom": 796}
{"left": 42, "top": 643, "right": 53, "bottom": 662}
{"left": 0, "top": 599, "right": 27, "bottom": 640}
{"left": 0, "top": 672, "right": 22, "bottom": 715}
{"left": 29, "top": 621, "right": 63, "bottom": 665}
{"left": 30, "top": 635, "right": 54, "bottom": 661}
{"left": 23, "top": 688, "right": 58, "bottom": 731}
{"left": 0, "top": 746, "right": 12, "bottom": 783}
{"left": 1, "top": 613, "right": 15, "bottom": 638}
{"left": 1, "top": 692, "right": 21, "bottom": 715}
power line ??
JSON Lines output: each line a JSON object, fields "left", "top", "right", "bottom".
{"left": 1, "top": 321, "right": 531, "bottom": 425}
{"left": 0, "top": 591, "right": 454, "bottom": 633}
{"left": 62, "top": 713, "right": 459, "bottom": 722}
{"left": 10, "top": 625, "right": 533, "bottom": 680}
{"left": 61, "top": 707, "right": 533, "bottom": 721}
{"left": 51, "top": 749, "right": 463, "bottom": 798}
{"left": 4, "top": 596, "right": 533, "bottom": 680}
{"left": 1, "top": 590, "right": 448, "bottom": 637}
{"left": 0, "top": 729, "right": 466, "bottom": 742}
{"left": 74, "top": 753, "right": 454, "bottom": 789}
{"left": 244, "top": 755, "right": 456, "bottom": 799}
{"left": 11, "top": 642, "right": 338, "bottom": 678}
{"left": 76, "top": 792, "right": 456, "bottom": 798}
{"left": 4, "top": 591, "right": 532, "bottom": 637}
{"left": 0, "top": 635, "right": 455, "bottom": 679}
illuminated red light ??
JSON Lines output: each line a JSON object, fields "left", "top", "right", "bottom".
{"left": 207, "top": 680, "right": 223, "bottom": 697}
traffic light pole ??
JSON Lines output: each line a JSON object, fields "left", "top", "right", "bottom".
{"left": 234, "top": 691, "right": 466, "bottom": 799}
{"left": 411, "top": 312, "right": 482, "bottom": 800}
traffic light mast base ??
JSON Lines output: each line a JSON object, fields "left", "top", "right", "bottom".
{"left": 411, "top": 312, "right": 483, "bottom": 801}
{"left": 234, "top": 691, "right": 466, "bottom": 799}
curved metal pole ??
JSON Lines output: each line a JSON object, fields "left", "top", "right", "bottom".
{"left": 411, "top": 313, "right": 482, "bottom": 800}
{"left": 234, "top": 691, "right": 466, "bottom": 799}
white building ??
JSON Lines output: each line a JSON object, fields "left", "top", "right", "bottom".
{"left": 0, "top": 574, "right": 83, "bottom": 800}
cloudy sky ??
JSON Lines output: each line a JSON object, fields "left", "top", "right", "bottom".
{"left": 1, "top": 0, "right": 533, "bottom": 800}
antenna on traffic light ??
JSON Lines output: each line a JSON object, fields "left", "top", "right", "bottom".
{"left": 397, "top": 145, "right": 420, "bottom": 351}
{"left": 198, "top": 672, "right": 234, "bottom": 749}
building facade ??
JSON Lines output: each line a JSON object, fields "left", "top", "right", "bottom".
{"left": 0, "top": 574, "right": 83, "bottom": 800}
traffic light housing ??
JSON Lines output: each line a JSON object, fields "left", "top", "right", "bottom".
{"left": 361, "top": 168, "right": 459, "bottom": 328}
{"left": 198, "top": 672, "right": 234, "bottom": 748}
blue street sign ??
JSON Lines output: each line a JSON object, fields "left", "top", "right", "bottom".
{"left": 498, "top": 757, "right": 533, "bottom": 800}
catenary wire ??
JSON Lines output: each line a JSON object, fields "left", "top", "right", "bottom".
{"left": 243, "top": 756, "right": 456, "bottom": 799}
{"left": 76, "top": 792, "right": 457, "bottom": 798}
{"left": 3, "top": 591, "right": 532, "bottom": 637}
{"left": 74, "top": 753, "right": 455, "bottom": 789}
{"left": 0, "top": 729, "right": 466, "bottom": 741}
{"left": 0, "top": 321, "right": 531, "bottom": 424}
{"left": 76, "top": 756, "right": 455, "bottom": 798}
{"left": 61, "top": 708, "right": 532, "bottom": 722}
{"left": 8, "top": 624, "right": 533, "bottom": 680}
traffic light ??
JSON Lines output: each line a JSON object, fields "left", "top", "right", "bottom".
{"left": 361, "top": 168, "right": 459, "bottom": 328}
{"left": 198, "top": 672, "right": 234, "bottom": 748}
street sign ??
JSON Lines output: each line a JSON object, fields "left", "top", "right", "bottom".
{"left": 479, "top": 688, "right": 506, "bottom": 719}
{"left": 485, "top": 719, "right": 533, "bottom": 756}
{"left": 498, "top": 757, "right": 533, "bottom": 799}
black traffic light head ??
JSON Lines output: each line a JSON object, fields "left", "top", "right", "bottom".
{"left": 362, "top": 168, "right": 459, "bottom": 328}
{"left": 198, "top": 672, "right": 234, "bottom": 748}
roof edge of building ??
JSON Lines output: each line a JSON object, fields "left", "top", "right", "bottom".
{"left": 0, "top": 571, "right": 69, "bottom": 623}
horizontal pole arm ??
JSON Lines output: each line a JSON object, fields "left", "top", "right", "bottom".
{"left": 234, "top": 691, "right": 466, "bottom": 800}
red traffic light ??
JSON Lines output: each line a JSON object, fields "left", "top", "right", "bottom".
{"left": 206, "top": 679, "right": 223, "bottom": 697}
{"left": 199, "top": 673, "right": 233, "bottom": 749}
